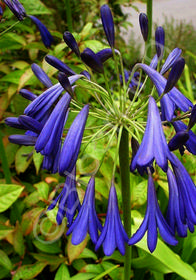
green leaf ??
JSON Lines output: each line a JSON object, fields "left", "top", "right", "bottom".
{"left": 67, "top": 236, "right": 88, "bottom": 264}
{"left": 22, "top": 0, "right": 51, "bottom": 15}
{"left": 33, "top": 152, "right": 43, "bottom": 174}
{"left": 34, "top": 181, "right": 49, "bottom": 201}
{"left": 0, "top": 224, "right": 14, "bottom": 239}
{"left": 33, "top": 239, "right": 62, "bottom": 254}
{"left": 13, "top": 222, "right": 25, "bottom": 256}
{"left": 15, "top": 146, "right": 34, "bottom": 174}
{"left": 0, "top": 250, "right": 12, "bottom": 270}
{"left": 93, "top": 264, "right": 119, "bottom": 280}
{"left": 132, "top": 180, "right": 147, "bottom": 206}
{"left": 70, "top": 273, "right": 97, "bottom": 280}
{"left": 0, "top": 266, "right": 10, "bottom": 279}
{"left": 0, "top": 184, "right": 24, "bottom": 212}
{"left": 12, "top": 261, "right": 47, "bottom": 280}
{"left": 31, "top": 253, "right": 66, "bottom": 265}
{"left": 55, "top": 264, "right": 70, "bottom": 280}
{"left": 77, "top": 248, "right": 98, "bottom": 260}
{"left": 132, "top": 222, "right": 196, "bottom": 279}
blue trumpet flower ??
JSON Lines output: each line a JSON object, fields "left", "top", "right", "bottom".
{"left": 95, "top": 184, "right": 128, "bottom": 256}
{"left": 66, "top": 177, "right": 102, "bottom": 245}
{"left": 28, "top": 15, "right": 53, "bottom": 48}
{"left": 166, "top": 168, "right": 187, "bottom": 237}
{"left": 59, "top": 105, "right": 89, "bottom": 175}
{"left": 31, "top": 63, "right": 53, "bottom": 88}
{"left": 35, "top": 92, "right": 71, "bottom": 156}
{"left": 131, "top": 96, "right": 174, "bottom": 172}
{"left": 48, "top": 167, "right": 81, "bottom": 226}
{"left": 100, "top": 4, "right": 115, "bottom": 48}
{"left": 172, "top": 121, "right": 196, "bottom": 155}
{"left": 129, "top": 172, "right": 177, "bottom": 252}
{"left": 171, "top": 154, "right": 196, "bottom": 232}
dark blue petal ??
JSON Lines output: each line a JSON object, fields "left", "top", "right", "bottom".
{"left": 188, "top": 104, "right": 196, "bottom": 130}
{"left": 9, "top": 134, "right": 37, "bottom": 146}
{"left": 81, "top": 48, "right": 104, "bottom": 73}
{"left": 5, "top": 117, "right": 26, "bottom": 130}
{"left": 96, "top": 48, "right": 113, "bottom": 63}
{"left": 63, "top": 31, "right": 80, "bottom": 57}
{"left": 168, "top": 130, "right": 189, "bottom": 152}
{"left": 4, "top": 0, "right": 26, "bottom": 20}
{"left": 28, "top": 15, "right": 53, "bottom": 48}
{"left": 139, "top": 13, "right": 148, "bottom": 42}
{"left": 31, "top": 63, "right": 53, "bottom": 88}
{"left": 19, "top": 89, "right": 37, "bottom": 101}
{"left": 18, "top": 115, "right": 43, "bottom": 134}
{"left": 100, "top": 4, "right": 115, "bottom": 48}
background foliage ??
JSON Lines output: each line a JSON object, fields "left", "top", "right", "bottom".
{"left": 0, "top": 0, "right": 196, "bottom": 279}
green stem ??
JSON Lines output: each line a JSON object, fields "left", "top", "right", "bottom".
{"left": 0, "top": 21, "right": 20, "bottom": 36}
{"left": 119, "top": 127, "right": 131, "bottom": 280}
{"left": 64, "top": 0, "right": 73, "bottom": 32}
{"left": 0, "top": 132, "right": 11, "bottom": 184}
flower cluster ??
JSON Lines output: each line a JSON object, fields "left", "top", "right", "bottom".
{"left": 6, "top": 3, "right": 196, "bottom": 256}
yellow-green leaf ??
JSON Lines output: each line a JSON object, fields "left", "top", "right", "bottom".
{"left": 0, "top": 184, "right": 24, "bottom": 212}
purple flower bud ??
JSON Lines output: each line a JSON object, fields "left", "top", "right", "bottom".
{"left": 8, "top": 135, "right": 37, "bottom": 146}
{"left": 168, "top": 130, "right": 189, "bottom": 153}
{"left": 164, "top": 57, "right": 185, "bottom": 94}
{"left": 155, "top": 26, "right": 165, "bottom": 60}
{"left": 81, "top": 48, "right": 104, "bottom": 73}
{"left": 58, "top": 72, "right": 74, "bottom": 97}
{"left": 31, "top": 63, "right": 53, "bottom": 88}
{"left": 100, "top": 4, "right": 115, "bottom": 48}
{"left": 45, "top": 55, "right": 76, "bottom": 76}
{"left": 96, "top": 48, "right": 113, "bottom": 63}
{"left": 4, "top": 0, "right": 26, "bottom": 21}
{"left": 18, "top": 115, "right": 43, "bottom": 134}
{"left": 63, "top": 31, "right": 80, "bottom": 57}
{"left": 59, "top": 105, "right": 89, "bottom": 175}
{"left": 160, "top": 48, "right": 182, "bottom": 75}
{"left": 188, "top": 104, "right": 196, "bottom": 130}
{"left": 139, "top": 13, "right": 148, "bottom": 42}
{"left": 19, "top": 89, "right": 37, "bottom": 101}
{"left": 5, "top": 117, "right": 25, "bottom": 130}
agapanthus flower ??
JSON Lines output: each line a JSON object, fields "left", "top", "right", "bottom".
{"left": 160, "top": 48, "right": 182, "bottom": 75}
{"left": 8, "top": 134, "right": 37, "bottom": 146}
{"left": 171, "top": 154, "right": 196, "bottom": 232}
{"left": 137, "top": 63, "right": 192, "bottom": 121}
{"left": 35, "top": 92, "right": 71, "bottom": 156}
{"left": 18, "top": 115, "right": 43, "bottom": 134}
{"left": 66, "top": 177, "right": 102, "bottom": 244}
{"left": 42, "top": 142, "right": 61, "bottom": 174}
{"left": 100, "top": 4, "right": 115, "bottom": 48}
{"left": 155, "top": 26, "right": 165, "bottom": 60}
{"left": 31, "top": 63, "right": 53, "bottom": 88}
{"left": 81, "top": 48, "right": 104, "bottom": 73}
{"left": 59, "top": 105, "right": 89, "bottom": 175}
{"left": 129, "top": 172, "right": 178, "bottom": 252}
{"left": 139, "top": 13, "right": 148, "bottom": 42}
{"left": 164, "top": 57, "right": 185, "bottom": 94}
{"left": 172, "top": 121, "right": 196, "bottom": 155}
{"left": 63, "top": 31, "right": 80, "bottom": 57}
{"left": 48, "top": 167, "right": 81, "bottom": 226}
{"left": 19, "top": 89, "right": 37, "bottom": 101}
{"left": 45, "top": 55, "right": 76, "bottom": 76}
{"left": 131, "top": 96, "right": 174, "bottom": 172}
{"left": 4, "top": 0, "right": 26, "bottom": 20}
{"left": 57, "top": 72, "right": 75, "bottom": 97}
{"left": 95, "top": 184, "right": 128, "bottom": 256}
{"left": 166, "top": 168, "right": 187, "bottom": 237}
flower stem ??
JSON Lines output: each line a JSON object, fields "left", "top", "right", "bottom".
{"left": 119, "top": 127, "right": 131, "bottom": 280}
{"left": 0, "top": 131, "right": 11, "bottom": 184}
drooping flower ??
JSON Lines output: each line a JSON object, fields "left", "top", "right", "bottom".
{"left": 95, "top": 184, "right": 128, "bottom": 256}
{"left": 63, "top": 31, "right": 80, "bottom": 57}
{"left": 171, "top": 154, "right": 196, "bottom": 232}
{"left": 172, "top": 121, "right": 196, "bottom": 155}
{"left": 4, "top": 0, "right": 26, "bottom": 21}
{"left": 131, "top": 96, "right": 174, "bottom": 172}
{"left": 28, "top": 15, "right": 53, "bottom": 48}
{"left": 48, "top": 167, "right": 81, "bottom": 226}
{"left": 100, "top": 4, "right": 115, "bottom": 48}
{"left": 168, "top": 130, "right": 189, "bottom": 155}
{"left": 59, "top": 105, "right": 89, "bottom": 175}
{"left": 155, "top": 26, "right": 165, "bottom": 60}
{"left": 81, "top": 48, "right": 104, "bottom": 73}
{"left": 164, "top": 58, "right": 185, "bottom": 94}
{"left": 35, "top": 92, "right": 71, "bottom": 156}
{"left": 166, "top": 168, "right": 187, "bottom": 237}
{"left": 31, "top": 63, "right": 53, "bottom": 88}
{"left": 66, "top": 177, "right": 102, "bottom": 245}
{"left": 129, "top": 172, "right": 178, "bottom": 252}
{"left": 139, "top": 13, "right": 148, "bottom": 42}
